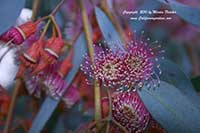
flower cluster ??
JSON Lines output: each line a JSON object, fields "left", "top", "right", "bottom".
{"left": 123, "top": 40, "right": 162, "bottom": 89}
{"left": 81, "top": 39, "right": 162, "bottom": 90}
{"left": 0, "top": 15, "right": 73, "bottom": 100}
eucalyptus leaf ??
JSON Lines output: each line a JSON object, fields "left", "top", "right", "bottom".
{"left": 169, "top": 1, "right": 200, "bottom": 27}
{"left": 157, "top": 0, "right": 200, "bottom": 27}
{"left": 159, "top": 59, "right": 200, "bottom": 109}
{"left": 0, "top": 0, "right": 25, "bottom": 34}
{"left": 29, "top": 33, "right": 87, "bottom": 133}
{"left": 138, "top": 81, "right": 200, "bottom": 133}
{"left": 95, "top": 7, "right": 124, "bottom": 53}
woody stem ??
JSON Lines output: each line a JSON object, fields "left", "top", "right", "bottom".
{"left": 3, "top": 79, "right": 22, "bottom": 133}
{"left": 39, "top": 19, "right": 51, "bottom": 41}
{"left": 49, "top": 15, "right": 62, "bottom": 38}
{"left": 31, "top": 0, "right": 40, "bottom": 21}
{"left": 80, "top": 0, "right": 102, "bottom": 127}
{"left": 51, "top": 0, "right": 65, "bottom": 16}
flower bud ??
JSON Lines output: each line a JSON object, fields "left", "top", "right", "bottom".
{"left": 33, "top": 37, "right": 64, "bottom": 74}
{"left": 102, "top": 91, "right": 150, "bottom": 132}
{"left": 0, "top": 21, "right": 37, "bottom": 45}
{"left": 23, "top": 41, "right": 41, "bottom": 63}
{"left": 44, "top": 37, "right": 64, "bottom": 58}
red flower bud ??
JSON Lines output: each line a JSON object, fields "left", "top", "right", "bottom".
{"left": 32, "top": 49, "right": 57, "bottom": 74}
{"left": 0, "top": 27, "right": 24, "bottom": 45}
{"left": 16, "top": 41, "right": 42, "bottom": 77}
{"left": 23, "top": 41, "right": 41, "bottom": 63}
{"left": 18, "top": 21, "right": 37, "bottom": 38}
{"left": 44, "top": 37, "right": 64, "bottom": 58}
{"left": 34, "top": 37, "right": 64, "bottom": 74}
{"left": 0, "top": 21, "right": 37, "bottom": 45}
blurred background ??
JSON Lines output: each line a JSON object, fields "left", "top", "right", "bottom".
{"left": 0, "top": 0, "right": 200, "bottom": 132}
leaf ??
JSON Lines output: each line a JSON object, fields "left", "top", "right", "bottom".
{"left": 157, "top": 0, "right": 200, "bottom": 27}
{"left": 170, "top": 1, "right": 200, "bottom": 27}
{"left": 138, "top": 81, "right": 200, "bottom": 133}
{"left": 95, "top": 7, "right": 125, "bottom": 53}
{"left": 0, "top": 0, "right": 25, "bottom": 34}
{"left": 159, "top": 59, "right": 200, "bottom": 109}
{"left": 29, "top": 33, "right": 87, "bottom": 133}
{"left": 191, "top": 76, "right": 200, "bottom": 92}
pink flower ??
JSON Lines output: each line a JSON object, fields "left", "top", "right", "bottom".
{"left": 122, "top": 40, "right": 162, "bottom": 89}
{"left": 93, "top": 49, "right": 126, "bottom": 87}
{"left": 24, "top": 71, "right": 44, "bottom": 98}
{"left": 81, "top": 48, "right": 127, "bottom": 88}
{"left": 44, "top": 58, "right": 72, "bottom": 99}
{"left": 111, "top": 91, "right": 150, "bottom": 132}
{"left": 44, "top": 71, "right": 67, "bottom": 99}
{"left": 24, "top": 63, "right": 59, "bottom": 97}
{"left": 82, "top": 40, "right": 162, "bottom": 90}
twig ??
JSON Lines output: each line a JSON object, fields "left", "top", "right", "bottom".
{"left": 3, "top": 79, "right": 22, "bottom": 133}
{"left": 31, "top": 0, "right": 40, "bottom": 21}
{"left": 106, "top": 121, "right": 110, "bottom": 133}
{"left": 39, "top": 19, "right": 51, "bottom": 41}
{"left": 80, "top": 0, "right": 102, "bottom": 123}
{"left": 87, "top": 88, "right": 128, "bottom": 132}
{"left": 112, "top": 119, "right": 128, "bottom": 133}
{"left": 51, "top": 0, "right": 65, "bottom": 16}
{"left": 49, "top": 15, "right": 62, "bottom": 38}
{"left": 80, "top": 0, "right": 103, "bottom": 131}
{"left": 88, "top": 118, "right": 108, "bottom": 130}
